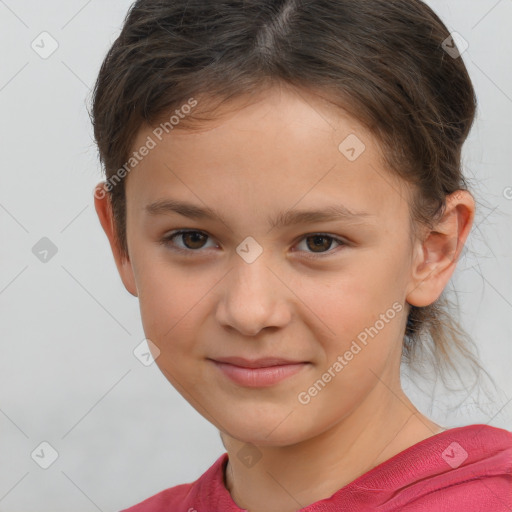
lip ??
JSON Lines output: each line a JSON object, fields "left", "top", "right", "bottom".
{"left": 211, "top": 356, "right": 305, "bottom": 368}
{"left": 208, "top": 357, "right": 309, "bottom": 388}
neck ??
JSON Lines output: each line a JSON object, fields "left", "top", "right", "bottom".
{"left": 222, "top": 385, "right": 443, "bottom": 512}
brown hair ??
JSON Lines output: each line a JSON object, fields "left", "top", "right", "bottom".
{"left": 90, "top": 0, "right": 492, "bottom": 390}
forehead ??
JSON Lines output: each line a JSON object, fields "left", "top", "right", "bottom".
{"left": 125, "top": 85, "right": 411, "bottom": 224}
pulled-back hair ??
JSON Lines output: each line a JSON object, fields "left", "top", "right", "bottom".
{"left": 90, "top": 0, "right": 490, "bottom": 391}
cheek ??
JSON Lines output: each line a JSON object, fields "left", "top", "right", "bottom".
{"left": 306, "top": 271, "right": 375, "bottom": 332}
{"left": 133, "top": 256, "right": 223, "bottom": 374}
{"left": 136, "top": 270, "right": 204, "bottom": 384}
{"left": 131, "top": 252, "right": 197, "bottom": 341}
{"left": 311, "top": 268, "right": 406, "bottom": 364}
{"left": 295, "top": 285, "right": 405, "bottom": 430}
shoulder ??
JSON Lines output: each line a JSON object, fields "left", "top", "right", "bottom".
{"left": 119, "top": 453, "right": 230, "bottom": 512}
{"left": 421, "top": 424, "right": 512, "bottom": 509}
{"left": 337, "top": 424, "right": 512, "bottom": 511}
{"left": 404, "top": 424, "right": 512, "bottom": 510}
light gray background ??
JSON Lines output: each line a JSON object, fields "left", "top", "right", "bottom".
{"left": 1, "top": 1, "right": 511, "bottom": 511}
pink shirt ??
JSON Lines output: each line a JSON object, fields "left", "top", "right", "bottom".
{"left": 121, "top": 424, "right": 512, "bottom": 511}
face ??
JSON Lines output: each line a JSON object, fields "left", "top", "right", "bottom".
{"left": 105, "top": 85, "right": 427, "bottom": 446}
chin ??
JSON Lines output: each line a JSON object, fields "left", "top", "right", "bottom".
{"left": 217, "top": 408, "right": 320, "bottom": 448}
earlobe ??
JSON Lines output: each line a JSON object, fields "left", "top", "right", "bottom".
{"left": 93, "top": 182, "right": 138, "bottom": 297}
{"left": 406, "top": 190, "right": 475, "bottom": 307}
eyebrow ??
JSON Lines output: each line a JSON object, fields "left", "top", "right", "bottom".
{"left": 144, "top": 199, "right": 374, "bottom": 229}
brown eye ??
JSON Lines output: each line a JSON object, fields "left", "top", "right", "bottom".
{"left": 305, "top": 235, "right": 335, "bottom": 253}
{"left": 180, "top": 231, "right": 208, "bottom": 250}
{"left": 294, "top": 233, "right": 347, "bottom": 258}
{"left": 161, "top": 230, "right": 215, "bottom": 253}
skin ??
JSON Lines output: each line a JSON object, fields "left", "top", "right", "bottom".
{"left": 94, "top": 83, "right": 474, "bottom": 512}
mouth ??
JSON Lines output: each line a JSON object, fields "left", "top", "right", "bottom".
{"left": 208, "top": 356, "right": 310, "bottom": 388}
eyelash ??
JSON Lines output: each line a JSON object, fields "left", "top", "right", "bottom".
{"left": 159, "top": 230, "right": 348, "bottom": 259}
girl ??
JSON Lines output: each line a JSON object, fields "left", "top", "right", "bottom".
{"left": 91, "top": 0, "right": 511, "bottom": 510}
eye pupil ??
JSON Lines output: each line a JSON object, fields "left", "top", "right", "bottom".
{"left": 183, "top": 232, "right": 207, "bottom": 249}
{"left": 307, "top": 235, "right": 332, "bottom": 253}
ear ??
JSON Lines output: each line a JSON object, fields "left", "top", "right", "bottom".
{"left": 406, "top": 190, "right": 475, "bottom": 307}
{"left": 93, "top": 182, "right": 138, "bottom": 297}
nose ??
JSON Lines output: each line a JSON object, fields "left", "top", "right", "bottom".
{"left": 215, "top": 255, "right": 292, "bottom": 337}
